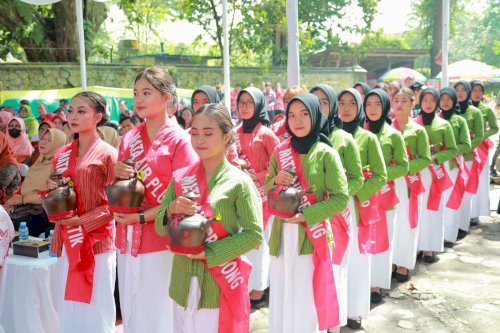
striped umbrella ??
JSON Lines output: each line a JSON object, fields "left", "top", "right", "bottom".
{"left": 380, "top": 67, "right": 427, "bottom": 83}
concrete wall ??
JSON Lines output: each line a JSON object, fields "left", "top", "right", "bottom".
{"left": 0, "top": 63, "right": 366, "bottom": 91}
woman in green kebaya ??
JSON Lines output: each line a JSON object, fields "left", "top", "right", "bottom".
{"left": 416, "top": 88, "right": 457, "bottom": 263}
{"left": 310, "top": 84, "right": 363, "bottom": 332}
{"left": 155, "top": 103, "right": 263, "bottom": 333}
{"left": 338, "top": 88, "right": 387, "bottom": 330}
{"left": 266, "top": 93, "right": 348, "bottom": 333}
{"left": 470, "top": 80, "right": 498, "bottom": 222}
{"left": 453, "top": 80, "right": 484, "bottom": 238}
{"left": 439, "top": 88, "right": 471, "bottom": 246}
{"left": 391, "top": 88, "right": 432, "bottom": 281}
{"left": 364, "top": 89, "right": 409, "bottom": 302}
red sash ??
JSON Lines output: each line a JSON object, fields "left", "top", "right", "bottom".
{"left": 355, "top": 169, "right": 389, "bottom": 254}
{"left": 332, "top": 207, "right": 350, "bottom": 265}
{"left": 117, "top": 125, "right": 170, "bottom": 256}
{"left": 378, "top": 181, "right": 399, "bottom": 210}
{"left": 275, "top": 139, "right": 340, "bottom": 329}
{"left": 465, "top": 138, "right": 493, "bottom": 194}
{"left": 53, "top": 139, "right": 112, "bottom": 303}
{"left": 173, "top": 162, "right": 252, "bottom": 333}
{"left": 446, "top": 154, "right": 470, "bottom": 209}
{"left": 235, "top": 125, "right": 270, "bottom": 229}
{"left": 414, "top": 115, "right": 453, "bottom": 210}
{"left": 393, "top": 119, "right": 426, "bottom": 228}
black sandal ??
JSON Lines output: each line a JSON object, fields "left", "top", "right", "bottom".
{"left": 347, "top": 317, "right": 362, "bottom": 329}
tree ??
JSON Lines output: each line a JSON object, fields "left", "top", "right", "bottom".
{"left": 175, "top": 0, "right": 378, "bottom": 66}
{"left": 0, "top": 0, "right": 107, "bottom": 62}
{"left": 479, "top": 0, "right": 500, "bottom": 66}
{"left": 407, "top": 0, "right": 461, "bottom": 77}
{"left": 118, "top": 0, "right": 172, "bottom": 48}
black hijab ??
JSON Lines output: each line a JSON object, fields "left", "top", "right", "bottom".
{"left": 470, "top": 80, "right": 484, "bottom": 107}
{"left": 354, "top": 82, "right": 371, "bottom": 97}
{"left": 310, "top": 84, "right": 342, "bottom": 133}
{"left": 237, "top": 87, "right": 270, "bottom": 133}
{"left": 419, "top": 87, "right": 440, "bottom": 125}
{"left": 364, "top": 89, "right": 392, "bottom": 134}
{"left": 439, "top": 87, "right": 458, "bottom": 120}
{"left": 338, "top": 88, "right": 365, "bottom": 135}
{"left": 453, "top": 80, "right": 472, "bottom": 114}
{"left": 191, "top": 85, "right": 220, "bottom": 112}
{"left": 285, "top": 93, "right": 332, "bottom": 154}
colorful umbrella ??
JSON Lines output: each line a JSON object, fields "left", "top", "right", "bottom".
{"left": 437, "top": 60, "right": 495, "bottom": 82}
{"left": 380, "top": 67, "right": 427, "bottom": 83}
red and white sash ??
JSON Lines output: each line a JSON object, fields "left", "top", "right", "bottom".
{"left": 53, "top": 139, "right": 112, "bottom": 303}
{"left": 415, "top": 115, "right": 453, "bottom": 211}
{"left": 465, "top": 138, "right": 493, "bottom": 194}
{"left": 173, "top": 162, "right": 252, "bottom": 333}
{"left": 332, "top": 207, "right": 350, "bottom": 265}
{"left": 392, "top": 119, "right": 426, "bottom": 228}
{"left": 117, "top": 125, "right": 170, "bottom": 256}
{"left": 274, "top": 139, "right": 340, "bottom": 329}
{"left": 355, "top": 168, "right": 389, "bottom": 254}
{"left": 446, "top": 153, "right": 470, "bottom": 209}
{"left": 235, "top": 124, "right": 270, "bottom": 228}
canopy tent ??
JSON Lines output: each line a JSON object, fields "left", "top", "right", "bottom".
{"left": 436, "top": 60, "right": 495, "bottom": 82}
{"left": 380, "top": 67, "right": 427, "bottom": 84}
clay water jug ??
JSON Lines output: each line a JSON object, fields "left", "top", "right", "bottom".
{"left": 106, "top": 158, "right": 145, "bottom": 213}
{"left": 42, "top": 171, "right": 77, "bottom": 221}
{"left": 267, "top": 169, "right": 313, "bottom": 218}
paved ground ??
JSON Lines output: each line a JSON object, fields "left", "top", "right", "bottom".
{"left": 250, "top": 186, "right": 500, "bottom": 333}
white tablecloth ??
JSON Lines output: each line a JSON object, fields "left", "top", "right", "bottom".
{"left": 0, "top": 248, "right": 59, "bottom": 333}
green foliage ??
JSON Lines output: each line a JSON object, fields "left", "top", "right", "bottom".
{"left": 479, "top": 0, "right": 500, "bottom": 66}
{"left": 360, "top": 30, "right": 410, "bottom": 50}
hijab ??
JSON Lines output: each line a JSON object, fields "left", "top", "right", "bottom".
{"left": 364, "top": 89, "right": 392, "bottom": 134}
{"left": 419, "top": 87, "right": 440, "bottom": 125}
{"left": 338, "top": 88, "right": 365, "bottom": 135}
{"left": 354, "top": 82, "right": 371, "bottom": 96}
{"left": 453, "top": 80, "right": 472, "bottom": 114}
{"left": 98, "top": 126, "right": 120, "bottom": 148}
{"left": 21, "top": 128, "right": 66, "bottom": 196}
{"left": 0, "top": 132, "right": 19, "bottom": 167}
{"left": 237, "top": 87, "right": 270, "bottom": 133}
{"left": 191, "top": 85, "right": 220, "bottom": 112}
{"left": 6, "top": 117, "right": 34, "bottom": 157}
{"left": 285, "top": 93, "right": 332, "bottom": 154}
{"left": 470, "top": 80, "right": 484, "bottom": 107}
{"left": 310, "top": 84, "right": 342, "bottom": 133}
{"left": 20, "top": 105, "right": 39, "bottom": 140}
{"left": 0, "top": 111, "right": 13, "bottom": 133}
{"left": 439, "top": 87, "right": 459, "bottom": 120}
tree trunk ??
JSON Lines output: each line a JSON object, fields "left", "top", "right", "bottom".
{"left": 430, "top": 0, "right": 443, "bottom": 78}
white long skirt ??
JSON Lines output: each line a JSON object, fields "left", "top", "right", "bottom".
{"left": 332, "top": 198, "right": 355, "bottom": 327}
{"left": 117, "top": 226, "right": 174, "bottom": 333}
{"left": 458, "top": 161, "right": 474, "bottom": 232}
{"left": 57, "top": 250, "right": 116, "bottom": 333}
{"left": 470, "top": 162, "right": 490, "bottom": 218}
{"left": 173, "top": 277, "right": 219, "bottom": 333}
{"left": 347, "top": 208, "right": 372, "bottom": 318}
{"left": 246, "top": 215, "right": 273, "bottom": 292}
{"left": 269, "top": 223, "right": 325, "bottom": 333}
{"left": 417, "top": 163, "right": 451, "bottom": 252}
{"left": 370, "top": 184, "right": 398, "bottom": 289}
{"left": 393, "top": 177, "right": 419, "bottom": 269}
{"left": 444, "top": 167, "right": 460, "bottom": 243}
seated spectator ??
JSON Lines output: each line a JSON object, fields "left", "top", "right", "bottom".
{"left": 23, "top": 120, "right": 56, "bottom": 167}
{"left": 0, "top": 132, "right": 21, "bottom": 206}
{"left": 19, "top": 105, "right": 39, "bottom": 140}
{"left": 177, "top": 107, "right": 194, "bottom": 130}
{"left": 98, "top": 125, "right": 120, "bottom": 148}
{"left": 2, "top": 106, "right": 15, "bottom": 116}
{"left": 58, "top": 99, "right": 69, "bottom": 114}
{"left": 0, "top": 111, "right": 13, "bottom": 134}
{"left": 52, "top": 114, "right": 65, "bottom": 130}
{"left": 36, "top": 103, "right": 48, "bottom": 123}
{"left": 6, "top": 117, "right": 34, "bottom": 163}
{"left": 4, "top": 128, "right": 66, "bottom": 236}
{"left": 62, "top": 121, "right": 73, "bottom": 143}
{"left": 119, "top": 115, "right": 140, "bottom": 136}
{"left": 119, "top": 100, "right": 133, "bottom": 122}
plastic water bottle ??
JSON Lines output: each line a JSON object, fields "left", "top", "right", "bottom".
{"left": 48, "top": 230, "right": 56, "bottom": 257}
{"left": 19, "top": 222, "right": 29, "bottom": 241}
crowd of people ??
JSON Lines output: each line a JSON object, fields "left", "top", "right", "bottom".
{"left": 0, "top": 66, "right": 499, "bottom": 333}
